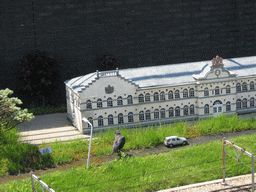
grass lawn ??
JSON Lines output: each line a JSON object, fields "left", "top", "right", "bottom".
{"left": 0, "top": 133, "right": 255, "bottom": 191}
{"left": 1, "top": 114, "right": 256, "bottom": 178}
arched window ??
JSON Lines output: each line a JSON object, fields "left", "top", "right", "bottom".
{"left": 127, "top": 95, "right": 133, "bottom": 105}
{"left": 97, "top": 99, "right": 102, "bottom": 108}
{"left": 226, "top": 102, "right": 231, "bottom": 112}
{"left": 204, "top": 104, "right": 209, "bottom": 114}
{"left": 168, "top": 91, "right": 173, "bottom": 100}
{"left": 88, "top": 117, "right": 93, "bottom": 128}
{"left": 250, "top": 97, "right": 254, "bottom": 107}
{"left": 107, "top": 97, "right": 113, "bottom": 107}
{"left": 175, "top": 107, "right": 180, "bottom": 116}
{"left": 236, "top": 99, "right": 241, "bottom": 109}
{"left": 242, "top": 82, "right": 247, "bottom": 92}
{"left": 242, "top": 98, "right": 247, "bottom": 108}
{"left": 236, "top": 83, "right": 241, "bottom": 92}
{"left": 215, "top": 86, "right": 220, "bottom": 95}
{"left": 154, "top": 109, "right": 159, "bottom": 119}
{"left": 139, "top": 94, "right": 144, "bottom": 103}
{"left": 189, "top": 88, "right": 195, "bottom": 97}
{"left": 108, "top": 115, "right": 114, "bottom": 125}
{"left": 87, "top": 100, "right": 92, "bottom": 109}
{"left": 160, "top": 91, "right": 165, "bottom": 101}
{"left": 169, "top": 107, "right": 174, "bottom": 117}
{"left": 145, "top": 93, "right": 151, "bottom": 102}
{"left": 160, "top": 108, "right": 165, "bottom": 119}
{"left": 139, "top": 111, "right": 144, "bottom": 121}
{"left": 128, "top": 112, "right": 134, "bottom": 122}
{"left": 226, "top": 85, "right": 230, "bottom": 94}
{"left": 183, "top": 89, "right": 188, "bottom": 98}
{"left": 117, "top": 96, "right": 123, "bottom": 106}
{"left": 154, "top": 92, "right": 159, "bottom": 101}
{"left": 145, "top": 110, "right": 151, "bottom": 120}
{"left": 250, "top": 81, "right": 254, "bottom": 90}
{"left": 118, "top": 113, "right": 124, "bottom": 124}
{"left": 190, "top": 105, "right": 194, "bottom": 115}
{"left": 183, "top": 105, "right": 188, "bottom": 116}
{"left": 204, "top": 88, "right": 209, "bottom": 96}
{"left": 175, "top": 90, "right": 180, "bottom": 99}
{"left": 98, "top": 116, "right": 103, "bottom": 127}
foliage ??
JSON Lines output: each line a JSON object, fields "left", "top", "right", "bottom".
{"left": 19, "top": 49, "right": 61, "bottom": 99}
{"left": 0, "top": 88, "right": 35, "bottom": 134}
{"left": 99, "top": 51, "right": 122, "bottom": 70}
{"left": 27, "top": 104, "right": 67, "bottom": 115}
{"left": 1, "top": 134, "right": 255, "bottom": 191}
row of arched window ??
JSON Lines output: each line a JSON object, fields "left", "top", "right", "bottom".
{"left": 236, "top": 97, "right": 255, "bottom": 109}
{"left": 87, "top": 105, "right": 195, "bottom": 127}
{"left": 236, "top": 81, "right": 254, "bottom": 92}
{"left": 139, "top": 89, "right": 195, "bottom": 103}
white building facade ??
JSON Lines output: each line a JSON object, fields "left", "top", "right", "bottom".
{"left": 64, "top": 56, "right": 256, "bottom": 134}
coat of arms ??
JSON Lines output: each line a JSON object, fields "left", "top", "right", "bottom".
{"left": 212, "top": 55, "right": 223, "bottom": 66}
{"left": 105, "top": 85, "right": 114, "bottom": 94}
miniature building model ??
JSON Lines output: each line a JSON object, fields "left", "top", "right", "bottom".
{"left": 64, "top": 56, "right": 256, "bottom": 133}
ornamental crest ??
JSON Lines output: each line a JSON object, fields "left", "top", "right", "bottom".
{"left": 212, "top": 55, "right": 224, "bottom": 66}
{"left": 105, "top": 85, "right": 114, "bottom": 94}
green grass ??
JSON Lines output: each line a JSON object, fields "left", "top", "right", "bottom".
{"left": 27, "top": 104, "right": 67, "bottom": 115}
{"left": 1, "top": 133, "right": 255, "bottom": 191}
{"left": 1, "top": 114, "right": 256, "bottom": 178}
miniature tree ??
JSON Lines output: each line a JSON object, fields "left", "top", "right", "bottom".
{"left": 0, "top": 88, "right": 35, "bottom": 134}
{"left": 19, "top": 49, "right": 61, "bottom": 106}
{"left": 99, "top": 52, "right": 122, "bottom": 70}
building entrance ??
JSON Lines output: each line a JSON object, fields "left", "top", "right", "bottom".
{"left": 213, "top": 100, "right": 222, "bottom": 114}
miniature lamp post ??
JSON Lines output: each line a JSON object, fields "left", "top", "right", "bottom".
{"left": 82, "top": 117, "right": 93, "bottom": 169}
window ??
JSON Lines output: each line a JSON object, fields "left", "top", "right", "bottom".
{"left": 160, "top": 108, "right": 165, "bottom": 119}
{"left": 183, "top": 89, "right": 188, "bottom": 98}
{"left": 226, "top": 102, "right": 231, "bottom": 112}
{"left": 127, "top": 95, "right": 133, "bottom": 105}
{"left": 107, "top": 97, "right": 113, "bottom": 107}
{"left": 108, "top": 115, "right": 114, "bottom": 125}
{"left": 175, "top": 90, "right": 180, "bottom": 99}
{"left": 242, "top": 98, "right": 247, "bottom": 108}
{"left": 250, "top": 81, "right": 254, "bottom": 90}
{"left": 168, "top": 91, "right": 173, "bottom": 100}
{"left": 154, "top": 109, "right": 159, "bottom": 119}
{"left": 118, "top": 113, "right": 124, "bottom": 124}
{"left": 189, "top": 88, "right": 195, "bottom": 98}
{"left": 139, "top": 94, "right": 144, "bottom": 103}
{"left": 97, "top": 99, "right": 102, "bottom": 108}
{"left": 117, "top": 96, "right": 123, "bottom": 106}
{"left": 88, "top": 117, "right": 93, "bottom": 128}
{"left": 154, "top": 92, "right": 159, "bottom": 101}
{"left": 236, "top": 99, "right": 241, "bottom": 109}
{"left": 87, "top": 100, "right": 92, "bottom": 109}
{"left": 169, "top": 107, "right": 174, "bottom": 117}
{"left": 190, "top": 105, "right": 194, "bottom": 115}
{"left": 242, "top": 82, "right": 247, "bottom": 92}
{"left": 204, "top": 88, "right": 209, "bottom": 96}
{"left": 160, "top": 91, "right": 165, "bottom": 101}
{"left": 204, "top": 104, "right": 209, "bottom": 114}
{"left": 98, "top": 116, "right": 103, "bottom": 127}
{"left": 226, "top": 85, "right": 230, "bottom": 94}
{"left": 250, "top": 97, "right": 254, "bottom": 107}
{"left": 146, "top": 110, "right": 151, "bottom": 120}
{"left": 175, "top": 107, "right": 180, "bottom": 116}
{"left": 183, "top": 105, "right": 188, "bottom": 116}
{"left": 215, "top": 86, "right": 220, "bottom": 95}
{"left": 139, "top": 111, "right": 144, "bottom": 121}
{"left": 145, "top": 93, "right": 151, "bottom": 102}
{"left": 128, "top": 112, "right": 134, "bottom": 122}
{"left": 236, "top": 83, "right": 241, "bottom": 92}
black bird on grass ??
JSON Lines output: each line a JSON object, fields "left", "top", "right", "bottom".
{"left": 110, "top": 130, "right": 125, "bottom": 156}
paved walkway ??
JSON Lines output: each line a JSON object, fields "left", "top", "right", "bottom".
{"left": 16, "top": 113, "right": 91, "bottom": 146}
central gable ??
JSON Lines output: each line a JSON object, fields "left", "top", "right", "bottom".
{"left": 193, "top": 56, "right": 237, "bottom": 82}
